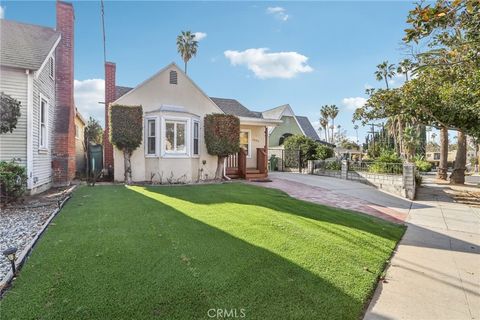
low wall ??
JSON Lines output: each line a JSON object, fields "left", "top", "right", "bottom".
{"left": 308, "top": 160, "right": 416, "bottom": 200}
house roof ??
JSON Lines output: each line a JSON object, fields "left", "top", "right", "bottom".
{"left": 115, "top": 86, "right": 134, "bottom": 100}
{"left": 0, "top": 19, "right": 61, "bottom": 70}
{"left": 210, "top": 97, "right": 263, "bottom": 119}
{"left": 295, "top": 116, "right": 320, "bottom": 141}
{"left": 262, "top": 104, "right": 296, "bottom": 120}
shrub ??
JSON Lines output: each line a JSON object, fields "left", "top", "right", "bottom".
{"left": 284, "top": 135, "right": 334, "bottom": 169}
{"left": 325, "top": 161, "right": 341, "bottom": 171}
{"left": 110, "top": 105, "right": 143, "bottom": 184}
{"left": 0, "top": 160, "right": 27, "bottom": 204}
{"left": 204, "top": 114, "right": 240, "bottom": 179}
{"left": 368, "top": 150, "right": 403, "bottom": 174}
{"left": 413, "top": 155, "right": 432, "bottom": 172}
{"left": 0, "top": 92, "right": 22, "bottom": 134}
{"left": 316, "top": 144, "right": 334, "bottom": 160}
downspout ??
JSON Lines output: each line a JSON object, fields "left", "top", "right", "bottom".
{"left": 26, "top": 70, "right": 34, "bottom": 190}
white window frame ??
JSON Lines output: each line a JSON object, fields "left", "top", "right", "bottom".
{"left": 192, "top": 120, "right": 200, "bottom": 157}
{"left": 144, "top": 116, "right": 160, "bottom": 157}
{"left": 39, "top": 94, "right": 49, "bottom": 151}
{"left": 161, "top": 116, "right": 191, "bottom": 158}
{"left": 49, "top": 56, "right": 55, "bottom": 80}
{"left": 240, "top": 129, "right": 252, "bottom": 158}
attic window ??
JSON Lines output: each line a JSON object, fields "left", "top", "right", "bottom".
{"left": 169, "top": 70, "right": 178, "bottom": 85}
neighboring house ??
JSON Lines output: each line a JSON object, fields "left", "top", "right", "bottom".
{"left": 262, "top": 104, "right": 333, "bottom": 148}
{"left": 0, "top": 1, "right": 76, "bottom": 194}
{"left": 104, "top": 62, "right": 280, "bottom": 183}
{"left": 426, "top": 150, "right": 476, "bottom": 167}
{"left": 74, "top": 108, "right": 86, "bottom": 176}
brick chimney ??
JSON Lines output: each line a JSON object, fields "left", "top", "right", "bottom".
{"left": 52, "top": 0, "right": 76, "bottom": 186}
{"left": 104, "top": 61, "right": 116, "bottom": 174}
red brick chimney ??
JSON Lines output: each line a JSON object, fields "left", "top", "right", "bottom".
{"left": 53, "top": 0, "right": 76, "bottom": 186}
{"left": 104, "top": 61, "right": 116, "bottom": 175}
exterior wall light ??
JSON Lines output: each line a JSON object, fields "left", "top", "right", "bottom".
{"left": 3, "top": 247, "right": 17, "bottom": 275}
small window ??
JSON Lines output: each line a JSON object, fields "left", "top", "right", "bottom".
{"left": 147, "top": 119, "right": 156, "bottom": 155}
{"left": 193, "top": 121, "right": 199, "bottom": 155}
{"left": 169, "top": 70, "right": 178, "bottom": 85}
{"left": 434, "top": 153, "right": 440, "bottom": 160}
{"left": 165, "top": 120, "right": 186, "bottom": 153}
{"left": 40, "top": 97, "right": 48, "bottom": 149}
{"left": 49, "top": 57, "right": 54, "bottom": 79}
{"left": 240, "top": 130, "right": 250, "bottom": 156}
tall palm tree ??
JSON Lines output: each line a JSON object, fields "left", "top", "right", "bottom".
{"left": 328, "top": 105, "right": 339, "bottom": 143}
{"left": 320, "top": 118, "right": 329, "bottom": 142}
{"left": 375, "top": 61, "right": 396, "bottom": 89}
{"left": 320, "top": 105, "right": 330, "bottom": 142}
{"left": 397, "top": 59, "right": 414, "bottom": 82}
{"left": 354, "top": 124, "right": 359, "bottom": 143}
{"left": 176, "top": 31, "right": 198, "bottom": 74}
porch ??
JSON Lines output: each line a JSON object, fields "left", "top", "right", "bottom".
{"left": 225, "top": 124, "right": 269, "bottom": 180}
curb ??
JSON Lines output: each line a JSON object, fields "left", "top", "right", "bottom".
{"left": 0, "top": 186, "right": 76, "bottom": 296}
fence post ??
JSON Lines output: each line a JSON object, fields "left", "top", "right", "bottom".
{"left": 341, "top": 160, "right": 348, "bottom": 180}
{"left": 403, "top": 163, "right": 416, "bottom": 200}
{"left": 307, "top": 160, "right": 314, "bottom": 174}
{"left": 298, "top": 150, "right": 302, "bottom": 173}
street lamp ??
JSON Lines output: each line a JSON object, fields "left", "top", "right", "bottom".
{"left": 3, "top": 247, "right": 17, "bottom": 275}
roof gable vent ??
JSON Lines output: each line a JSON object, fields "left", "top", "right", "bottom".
{"left": 169, "top": 70, "right": 178, "bottom": 85}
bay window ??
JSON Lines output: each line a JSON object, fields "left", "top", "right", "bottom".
{"left": 146, "top": 118, "right": 157, "bottom": 155}
{"left": 165, "top": 120, "right": 187, "bottom": 154}
{"left": 193, "top": 121, "right": 199, "bottom": 156}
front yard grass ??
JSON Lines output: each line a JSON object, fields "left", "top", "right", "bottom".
{"left": 0, "top": 183, "right": 404, "bottom": 319}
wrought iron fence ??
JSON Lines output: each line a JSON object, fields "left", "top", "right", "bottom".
{"left": 311, "top": 159, "right": 342, "bottom": 178}
{"left": 349, "top": 161, "right": 403, "bottom": 175}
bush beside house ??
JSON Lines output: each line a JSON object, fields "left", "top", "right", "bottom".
{"left": 204, "top": 114, "right": 240, "bottom": 180}
{"left": 109, "top": 105, "right": 143, "bottom": 184}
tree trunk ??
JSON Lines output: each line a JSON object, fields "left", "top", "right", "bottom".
{"left": 437, "top": 126, "right": 448, "bottom": 180}
{"left": 184, "top": 61, "right": 188, "bottom": 74}
{"left": 215, "top": 156, "right": 226, "bottom": 180}
{"left": 324, "top": 126, "right": 328, "bottom": 142}
{"left": 123, "top": 150, "right": 132, "bottom": 184}
{"left": 450, "top": 131, "right": 466, "bottom": 185}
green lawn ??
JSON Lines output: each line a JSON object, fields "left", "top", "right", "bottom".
{"left": 0, "top": 183, "right": 404, "bottom": 319}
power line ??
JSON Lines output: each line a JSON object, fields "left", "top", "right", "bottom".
{"left": 100, "top": 0, "right": 106, "bottom": 63}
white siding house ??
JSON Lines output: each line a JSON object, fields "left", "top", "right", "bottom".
{"left": 0, "top": 20, "right": 61, "bottom": 194}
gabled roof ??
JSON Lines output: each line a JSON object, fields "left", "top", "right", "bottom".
{"left": 115, "top": 86, "right": 133, "bottom": 100}
{"left": 262, "top": 104, "right": 296, "bottom": 120}
{"left": 0, "top": 19, "right": 61, "bottom": 70}
{"left": 295, "top": 116, "right": 320, "bottom": 141}
{"left": 210, "top": 97, "right": 262, "bottom": 119}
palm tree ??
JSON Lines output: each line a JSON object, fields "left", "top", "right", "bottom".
{"left": 176, "top": 31, "right": 198, "bottom": 74}
{"left": 328, "top": 105, "right": 339, "bottom": 143}
{"left": 320, "top": 105, "right": 330, "bottom": 142}
{"left": 354, "top": 124, "right": 359, "bottom": 143}
{"left": 375, "top": 61, "right": 396, "bottom": 89}
{"left": 397, "top": 59, "right": 414, "bottom": 82}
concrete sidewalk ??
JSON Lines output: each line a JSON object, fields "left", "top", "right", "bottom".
{"left": 365, "top": 178, "right": 480, "bottom": 320}
{"left": 264, "top": 173, "right": 479, "bottom": 319}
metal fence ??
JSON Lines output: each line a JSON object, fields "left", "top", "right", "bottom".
{"left": 348, "top": 161, "right": 403, "bottom": 175}
{"left": 311, "top": 159, "right": 342, "bottom": 178}
{"left": 268, "top": 149, "right": 307, "bottom": 172}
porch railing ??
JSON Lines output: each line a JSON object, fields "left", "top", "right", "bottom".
{"left": 257, "top": 148, "right": 267, "bottom": 174}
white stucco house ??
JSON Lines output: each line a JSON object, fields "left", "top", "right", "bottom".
{"left": 108, "top": 62, "right": 281, "bottom": 183}
{"left": 0, "top": 20, "right": 60, "bottom": 194}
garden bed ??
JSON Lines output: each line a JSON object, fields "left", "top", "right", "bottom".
{"left": 0, "top": 186, "right": 74, "bottom": 283}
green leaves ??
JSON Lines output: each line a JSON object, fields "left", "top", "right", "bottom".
{"left": 0, "top": 92, "right": 21, "bottom": 134}
{"left": 204, "top": 114, "right": 240, "bottom": 157}
{"left": 109, "top": 105, "right": 143, "bottom": 153}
